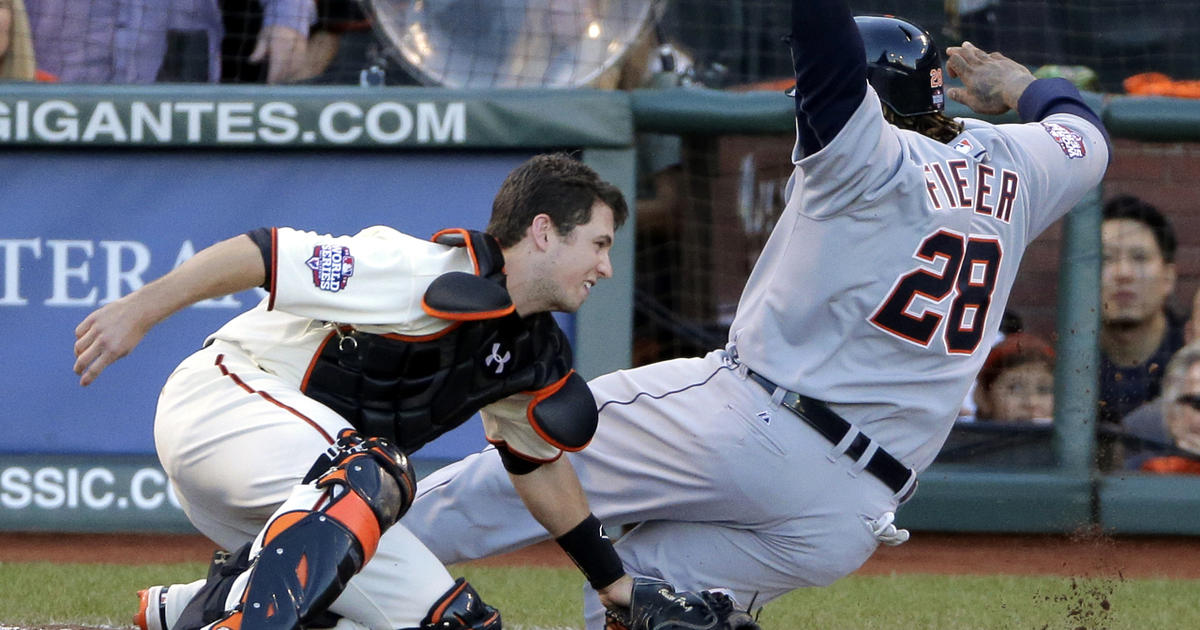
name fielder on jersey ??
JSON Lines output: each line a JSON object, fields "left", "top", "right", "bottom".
{"left": 922, "top": 157, "right": 1019, "bottom": 222}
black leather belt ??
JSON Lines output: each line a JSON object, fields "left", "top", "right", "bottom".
{"left": 747, "top": 370, "right": 916, "bottom": 500}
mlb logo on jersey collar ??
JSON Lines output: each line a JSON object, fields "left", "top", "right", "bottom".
{"left": 952, "top": 132, "right": 989, "bottom": 161}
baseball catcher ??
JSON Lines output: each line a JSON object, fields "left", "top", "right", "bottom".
{"left": 604, "top": 578, "right": 762, "bottom": 630}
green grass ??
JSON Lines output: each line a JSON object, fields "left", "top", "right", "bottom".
{"left": 3, "top": 561, "right": 1199, "bottom": 629}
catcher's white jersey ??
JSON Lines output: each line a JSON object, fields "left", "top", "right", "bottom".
{"left": 206, "top": 226, "right": 471, "bottom": 386}
{"left": 154, "top": 226, "right": 578, "bottom": 628}
{"left": 731, "top": 88, "right": 1108, "bottom": 471}
{"left": 197, "top": 226, "right": 562, "bottom": 459}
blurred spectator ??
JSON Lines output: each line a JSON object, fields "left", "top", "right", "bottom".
{"left": 957, "top": 308, "right": 1026, "bottom": 420}
{"left": 217, "top": 0, "right": 316, "bottom": 83}
{"left": 28, "top": 1, "right": 179, "bottom": 82}
{"left": 972, "top": 332, "right": 1056, "bottom": 425}
{"left": 1119, "top": 285, "right": 1200, "bottom": 458}
{"left": 25, "top": 0, "right": 313, "bottom": 83}
{"left": 293, "top": 0, "right": 399, "bottom": 85}
{"left": 1130, "top": 341, "right": 1200, "bottom": 474}
{"left": 1189, "top": 283, "right": 1200, "bottom": 344}
{"left": 1, "top": 0, "right": 36, "bottom": 80}
{"left": 938, "top": 327, "right": 1058, "bottom": 467}
{"left": 1097, "top": 195, "right": 1185, "bottom": 467}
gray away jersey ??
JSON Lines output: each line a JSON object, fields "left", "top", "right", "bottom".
{"left": 729, "top": 88, "right": 1109, "bottom": 471}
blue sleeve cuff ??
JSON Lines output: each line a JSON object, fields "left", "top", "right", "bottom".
{"left": 1016, "top": 78, "right": 1102, "bottom": 125}
{"left": 1016, "top": 77, "right": 1110, "bottom": 156}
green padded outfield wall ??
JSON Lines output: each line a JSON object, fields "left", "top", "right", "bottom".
{"left": 3, "top": 85, "right": 1200, "bottom": 534}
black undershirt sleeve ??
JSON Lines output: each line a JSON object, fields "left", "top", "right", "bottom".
{"left": 495, "top": 443, "right": 544, "bottom": 475}
{"left": 790, "top": 0, "right": 867, "bottom": 157}
{"left": 244, "top": 227, "right": 273, "bottom": 291}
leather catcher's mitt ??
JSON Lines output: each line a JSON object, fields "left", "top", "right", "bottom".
{"left": 604, "top": 578, "right": 762, "bottom": 630}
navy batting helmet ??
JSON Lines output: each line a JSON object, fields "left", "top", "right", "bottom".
{"left": 856, "top": 14, "right": 945, "bottom": 116}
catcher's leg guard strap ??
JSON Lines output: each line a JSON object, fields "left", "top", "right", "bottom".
{"left": 206, "top": 431, "right": 416, "bottom": 630}
{"left": 174, "top": 546, "right": 253, "bottom": 630}
{"left": 400, "top": 578, "right": 500, "bottom": 630}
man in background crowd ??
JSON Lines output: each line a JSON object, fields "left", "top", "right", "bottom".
{"left": 1098, "top": 195, "right": 1186, "bottom": 467}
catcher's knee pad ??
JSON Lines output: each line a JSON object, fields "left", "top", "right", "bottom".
{"left": 204, "top": 430, "right": 416, "bottom": 630}
{"left": 402, "top": 578, "right": 500, "bottom": 630}
{"left": 308, "top": 429, "right": 418, "bottom": 533}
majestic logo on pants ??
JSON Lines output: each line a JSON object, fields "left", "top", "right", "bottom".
{"left": 484, "top": 343, "right": 511, "bottom": 374}
{"left": 307, "top": 244, "right": 355, "bottom": 292}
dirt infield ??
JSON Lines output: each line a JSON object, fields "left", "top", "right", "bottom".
{"left": 3, "top": 530, "right": 1200, "bottom": 579}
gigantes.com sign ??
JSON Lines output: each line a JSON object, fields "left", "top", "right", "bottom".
{"left": 0, "top": 99, "right": 465, "bottom": 146}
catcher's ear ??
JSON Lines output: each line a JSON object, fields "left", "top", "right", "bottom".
{"left": 528, "top": 214, "right": 556, "bottom": 251}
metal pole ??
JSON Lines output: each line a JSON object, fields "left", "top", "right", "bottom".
{"left": 1053, "top": 184, "right": 1103, "bottom": 478}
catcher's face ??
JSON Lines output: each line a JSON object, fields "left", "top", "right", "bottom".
{"left": 513, "top": 200, "right": 615, "bottom": 315}
{"left": 1101, "top": 219, "right": 1176, "bottom": 328}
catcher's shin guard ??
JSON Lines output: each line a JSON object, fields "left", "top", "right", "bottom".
{"left": 400, "top": 578, "right": 500, "bottom": 630}
{"left": 201, "top": 430, "right": 415, "bottom": 630}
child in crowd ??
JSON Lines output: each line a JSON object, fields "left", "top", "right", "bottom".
{"left": 973, "top": 333, "right": 1057, "bottom": 424}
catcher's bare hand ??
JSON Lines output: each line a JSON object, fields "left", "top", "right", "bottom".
{"left": 945, "top": 41, "right": 1035, "bottom": 115}
{"left": 73, "top": 297, "right": 152, "bottom": 386}
{"left": 597, "top": 574, "right": 634, "bottom": 610}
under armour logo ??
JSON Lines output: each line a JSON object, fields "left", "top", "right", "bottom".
{"left": 484, "top": 343, "right": 511, "bottom": 374}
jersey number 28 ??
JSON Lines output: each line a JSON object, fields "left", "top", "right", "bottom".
{"left": 869, "top": 230, "right": 1002, "bottom": 355}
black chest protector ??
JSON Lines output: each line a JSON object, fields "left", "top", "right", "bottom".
{"left": 300, "top": 230, "right": 596, "bottom": 455}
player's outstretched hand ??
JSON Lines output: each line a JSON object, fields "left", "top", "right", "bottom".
{"left": 73, "top": 297, "right": 152, "bottom": 386}
{"left": 945, "top": 41, "right": 1036, "bottom": 115}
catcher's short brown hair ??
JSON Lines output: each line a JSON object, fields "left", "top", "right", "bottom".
{"left": 486, "top": 153, "right": 628, "bottom": 248}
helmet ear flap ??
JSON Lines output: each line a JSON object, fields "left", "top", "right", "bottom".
{"left": 855, "top": 14, "right": 945, "bottom": 117}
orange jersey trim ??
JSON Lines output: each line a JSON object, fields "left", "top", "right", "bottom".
{"left": 266, "top": 227, "right": 279, "bottom": 311}
{"left": 485, "top": 437, "right": 563, "bottom": 464}
{"left": 430, "top": 228, "right": 480, "bottom": 274}
{"left": 421, "top": 302, "right": 515, "bottom": 321}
